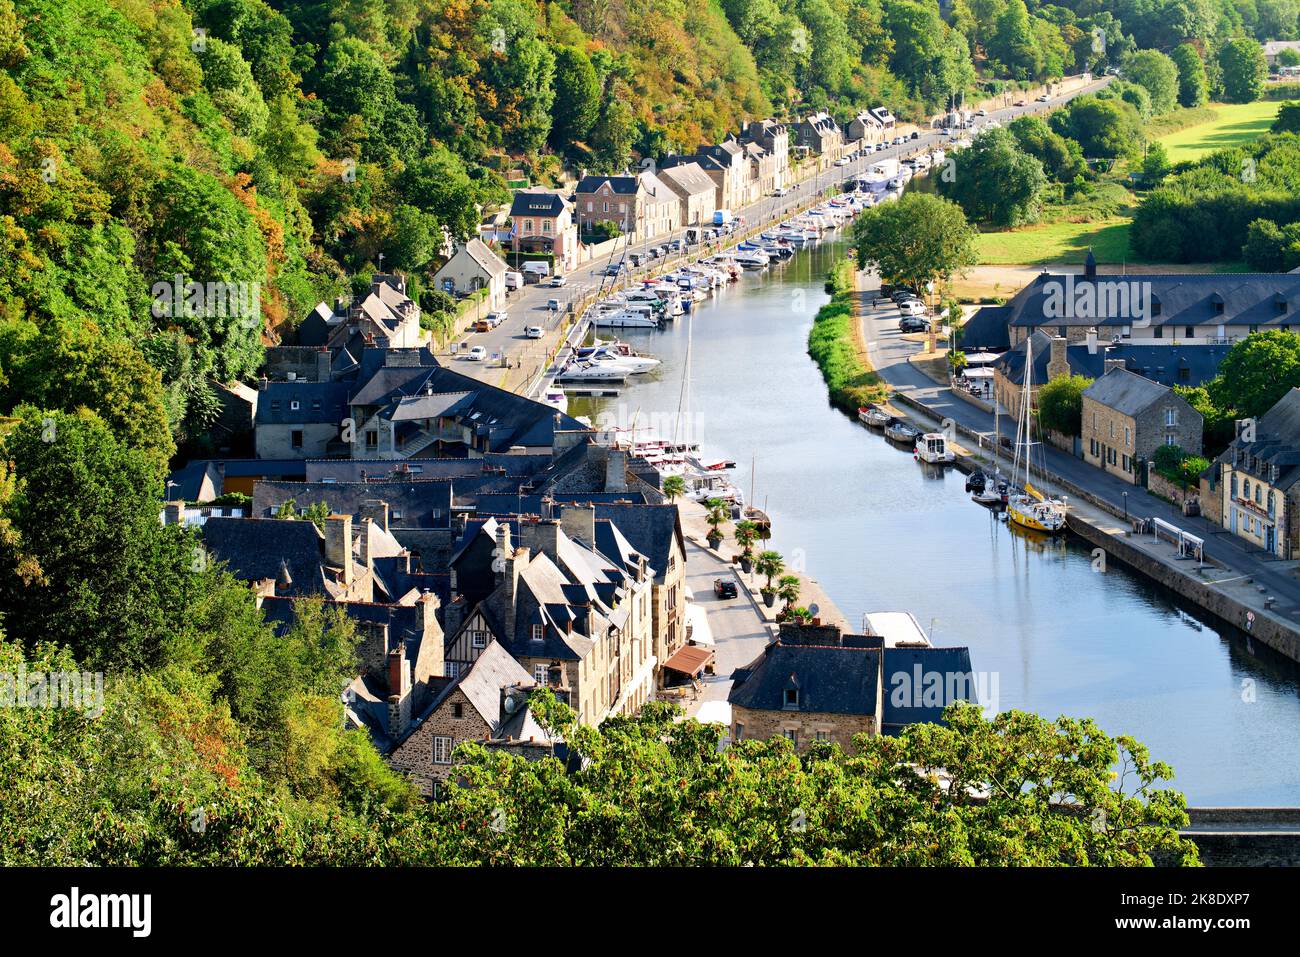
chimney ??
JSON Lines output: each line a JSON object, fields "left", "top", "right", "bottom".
{"left": 258, "top": 375, "right": 269, "bottom": 391}
{"left": 316, "top": 349, "right": 332, "bottom": 382}
{"left": 387, "top": 643, "right": 410, "bottom": 698}
{"left": 163, "top": 501, "right": 185, "bottom": 526}
{"left": 490, "top": 522, "right": 522, "bottom": 643}
{"left": 520, "top": 518, "right": 562, "bottom": 564}
{"left": 443, "top": 595, "right": 467, "bottom": 646}
{"left": 604, "top": 447, "right": 629, "bottom": 493}
{"left": 561, "top": 504, "right": 596, "bottom": 546}
{"left": 359, "top": 518, "right": 374, "bottom": 571}
{"left": 418, "top": 591, "right": 445, "bottom": 679}
{"left": 1046, "top": 336, "right": 1070, "bottom": 381}
{"left": 1104, "top": 358, "right": 1127, "bottom": 375}
{"left": 360, "top": 499, "right": 389, "bottom": 532}
{"left": 1086, "top": 327, "right": 1099, "bottom": 355}
{"left": 324, "top": 514, "right": 353, "bottom": 585}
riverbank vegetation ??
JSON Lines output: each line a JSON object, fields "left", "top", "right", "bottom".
{"left": 807, "top": 259, "right": 887, "bottom": 409}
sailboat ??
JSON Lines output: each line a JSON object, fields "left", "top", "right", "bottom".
{"left": 1005, "top": 343, "right": 1067, "bottom": 534}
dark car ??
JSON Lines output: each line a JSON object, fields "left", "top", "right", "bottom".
{"left": 910, "top": 130, "right": 920, "bottom": 139}
{"left": 899, "top": 316, "right": 931, "bottom": 333}
{"left": 890, "top": 287, "right": 920, "bottom": 302}
{"left": 714, "top": 578, "right": 738, "bottom": 599}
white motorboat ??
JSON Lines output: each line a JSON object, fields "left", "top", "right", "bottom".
{"left": 914, "top": 432, "right": 956, "bottom": 464}
{"left": 734, "top": 250, "right": 769, "bottom": 270}
{"left": 556, "top": 361, "right": 627, "bottom": 383}
{"left": 540, "top": 387, "right": 569, "bottom": 414}
{"left": 591, "top": 308, "right": 659, "bottom": 329}
{"left": 583, "top": 348, "right": 659, "bottom": 374}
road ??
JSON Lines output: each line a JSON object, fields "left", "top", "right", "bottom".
{"left": 859, "top": 288, "right": 1300, "bottom": 621}
{"left": 447, "top": 74, "right": 1112, "bottom": 391}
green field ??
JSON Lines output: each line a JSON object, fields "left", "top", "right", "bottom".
{"left": 975, "top": 217, "right": 1135, "bottom": 264}
{"left": 1155, "top": 100, "right": 1282, "bottom": 164}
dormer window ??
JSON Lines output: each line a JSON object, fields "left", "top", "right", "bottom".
{"left": 531, "top": 624, "right": 544, "bottom": 642}
{"left": 1211, "top": 294, "right": 1225, "bottom": 315}
{"left": 290, "top": 400, "right": 300, "bottom": 411}
{"left": 784, "top": 688, "right": 799, "bottom": 707}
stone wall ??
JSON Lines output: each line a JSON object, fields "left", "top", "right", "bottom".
{"left": 732, "top": 703, "right": 876, "bottom": 753}
{"left": 388, "top": 686, "right": 491, "bottom": 796}
{"left": 1149, "top": 469, "right": 1198, "bottom": 509}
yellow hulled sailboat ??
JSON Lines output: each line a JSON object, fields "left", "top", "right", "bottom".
{"left": 1006, "top": 343, "right": 1067, "bottom": 534}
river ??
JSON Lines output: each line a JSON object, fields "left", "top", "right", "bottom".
{"left": 572, "top": 237, "right": 1300, "bottom": 806}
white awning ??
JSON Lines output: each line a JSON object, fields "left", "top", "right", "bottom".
{"left": 685, "top": 602, "right": 715, "bottom": 646}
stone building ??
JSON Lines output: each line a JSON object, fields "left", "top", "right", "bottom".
{"left": 658, "top": 162, "right": 718, "bottom": 226}
{"left": 431, "top": 238, "right": 508, "bottom": 309}
{"left": 574, "top": 171, "right": 681, "bottom": 240}
{"left": 1206, "top": 388, "right": 1300, "bottom": 558}
{"left": 508, "top": 189, "right": 578, "bottom": 273}
{"left": 728, "top": 622, "right": 977, "bottom": 752}
{"left": 1081, "top": 366, "right": 1203, "bottom": 484}
{"left": 253, "top": 380, "right": 350, "bottom": 459}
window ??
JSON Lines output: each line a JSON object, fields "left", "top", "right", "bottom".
{"left": 783, "top": 729, "right": 798, "bottom": 746}
{"left": 1125, "top": 427, "right": 1132, "bottom": 448}
{"left": 1122, "top": 454, "right": 1130, "bottom": 472}
{"left": 1256, "top": 485, "right": 1262, "bottom": 504}
{"left": 542, "top": 220, "right": 551, "bottom": 234}
{"left": 445, "top": 662, "right": 460, "bottom": 679}
{"left": 1268, "top": 490, "right": 1276, "bottom": 517}
{"left": 602, "top": 201, "right": 609, "bottom": 213}
{"left": 365, "top": 431, "right": 378, "bottom": 449}
{"left": 815, "top": 730, "right": 830, "bottom": 743}
{"left": 522, "top": 219, "right": 533, "bottom": 233}
{"left": 534, "top": 663, "right": 547, "bottom": 686}
{"left": 734, "top": 723, "right": 744, "bottom": 741}
{"left": 290, "top": 400, "right": 300, "bottom": 411}
{"left": 470, "top": 630, "right": 487, "bottom": 649}
{"left": 1243, "top": 479, "right": 1251, "bottom": 499}
{"left": 1057, "top": 325, "right": 1067, "bottom": 337}
{"left": 1185, "top": 326, "right": 1195, "bottom": 339}
{"left": 290, "top": 429, "right": 303, "bottom": 449}
{"left": 1152, "top": 326, "right": 1163, "bottom": 339}
{"left": 784, "top": 688, "right": 799, "bottom": 707}
{"left": 531, "top": 623, "right": 544, "bottom": 642}
{"left": 585, "top": 201, "right": 592, "bottom": 212}
{"left": 1231, "top": 474, "right": 1238, "bottom": 497}
{"left": 452, "top": 703, "right": 463, "bottom": 719}
{"left": 1165, "top": 433, "right": 1177, "bottom": 446}
{"left": 433, "top": 736, "right": 453, "bottom": 765}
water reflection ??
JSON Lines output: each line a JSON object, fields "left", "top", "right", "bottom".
{"left": 575, "top": 239, "right": 1300, "bottom": 805}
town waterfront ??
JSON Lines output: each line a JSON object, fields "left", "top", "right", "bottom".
{"left": 576, "top": 238, "right": 1300, "bottom": 806}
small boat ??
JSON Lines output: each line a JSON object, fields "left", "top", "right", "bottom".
{"left": 591, "top": 309, "right": 659, "bottom": 329}
{"left": 1005, "top": 347, "right": 1068, "bottom": 534}
{"left": 734, "top": 251, "right": 769, "bottom": 270}
{"left": 540, "top": 387, "right": 568, "bottom": 415}
{"left": 858, "top": 405, "right": 891, "bottom": 428}
{"left": 884, "top": 420, "right": 921, "bottom": 445}
{"left": 914, "top": 432, "right": 956, "bottom": 464}
{"left": 555, "top": 362, "right": 627, "bottom": 383}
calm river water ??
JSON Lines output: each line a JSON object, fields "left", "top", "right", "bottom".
{"left": 573, "top": 238, "right": 1300, "bottom": 805}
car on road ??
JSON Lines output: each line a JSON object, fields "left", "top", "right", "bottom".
{"left": 546, "top": 298, "right": 561, "bottom": 311}
{"left": 834, "top": 156, "right": 850, "bottom": 166}
{"left": 898, "top": 316, "right": 931, "bottom": 333}
{"left": 898, "top": 299, "right": 927, "bottom": 318}
{"left": 713, "top": 578, "right": 738, "bottom": 600}
{"left": 472, "top": 319, "right": 491, "bottom": 333}
{"left": 504, "top": 270, "right": 524, "bottom": 291}
{"left": 910, "top": 130, "right": 920, "bottom": 139}
{"left": 465, "top": 345, "right": 487, "bottom": 361}
{"left": 1014, "top": 99, "right": 1027, "bottom": 107}
{"left": 525, "top": 325, "right": 544, "bottom": 339}
{"left": 1037, "top": 94, "right": 1051, "bottom": 103}
{"left": 603, "top": 263, "right": 623, "bottom": 277}
{"left": 892, "top": 135, "right": 905, "bottom": 145}
{"left": 487, "top": 310, "right": 508, "bottom": 325}
{"left": 975, "top": 108, "right": 988, "bottom": 116}
{"left": 941, "top": 127, "right": 953, "bottom": 136}
{"left": 548, "top": 275, "right": 567, "bottom": 287}
{"left": 889, "top": 287, "right": 920, "bottom": 301}
{"left": 773, "top": 186, "right": 789, "bottom": 196}
{"left": 629, "top": 252, "right": 644, "bottom": 267}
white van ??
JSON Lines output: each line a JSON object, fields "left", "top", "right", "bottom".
{"left": 504, "top": 270, "right": 524, "bottom": 290}
{"left": 521, "top": 261, "right": 551, "bottom": 279}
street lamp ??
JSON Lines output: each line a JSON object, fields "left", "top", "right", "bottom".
{"left": 1122, "top": 491, "right": 1128, "bottom": 522}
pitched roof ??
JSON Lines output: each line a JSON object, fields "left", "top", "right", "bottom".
{"left": 1212, "top": 388, "right": 1300, "bottom": 491}
{"left": 1082, "top": 367, "right": 1175, "bottom": 416}
{"left": 880, "top": 646, "right": 977, "bottom": 731}
{"left": 576, "top": 174, "right": 640, "bottom": 195}
{"left": 200, "top": 517, "right": 326, "bottom": 595}
{"left": 728, "top": 641, "right": 882, "bottom": 716}
{"left": 590, "top": 504, "right": 683, "bottom": 582}
{"left": 255, "top": 381, "right": 350, "bottom": 425}
{"left": 510, "top": 190, "right": 568, "bottom": 217}
{"left": 659, "top": 162, "right": 716, "bottom": 198}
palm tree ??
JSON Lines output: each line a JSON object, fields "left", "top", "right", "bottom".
{"left": 662, "top": 474, "right": 685, "bottom": 502}
{"left": 777, "top": 574, "right": 802, "bottom": 611}
{"left": 704, "top": 497, "right": 729, "bottom": 549}
{"left": 754, "top": 550, "right": 784, "bottom": 606}
{"left": 733, "top": 520, "right": 759, "bottom": 570}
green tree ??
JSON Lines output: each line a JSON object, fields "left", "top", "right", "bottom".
{"left": 550, "top": 45, "right": 601, "bottom": 150}
{"left": 1172, "top": 43, "right": 1209, "bottom": 108}
{"left": 1271, "top": 100, "right": 1300, "bottom": 133}
{"left": 1037, "top": 374, "right": 1094, "bottom": 435}
{"left": 1219, "top": 37, "right": 1267, "bottom": 103}
{"left": 988, "top": 0, "right": 1044, "bottom": 80}
{"left": 661, "top": 474, "right": 686, "bottom": 502}
{"left": 1209, "top": 329, "right": 1300, "bottom": 418}
{"left": 1123, "top": 49, "right": 1180, "bottom": 115}
{"left": 1008, "top": 114, "right": 1086, "bottom": 184}
{"left": 940, "top": 127, "right": 1048, "bottom": 227}
{"left": 854, "top": 193, "right": 977, "bottom": 292}
{"left": 1053, "top": 95, "right": 1144, "bottom": 161}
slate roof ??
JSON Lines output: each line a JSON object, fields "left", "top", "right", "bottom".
{"left": 1212, "top": 388, "right": 1300, "bottom": 491}
{"left": 510, "top": 190, "right": 568, "bottom": 217}
{"left": 960, "top": 306, "right": 1012, "bottom": 351}
{"left": 255, "top": 381, "right": 350, "bottom": 426}
{"left": 166, "top": 460, "right": 223, "bottom": 502}
{"left": 879, "top": 646, "right": 977, "bottom": 731}
{"left": 591, "top": 504, "right": 683, "bottom": 583}
{"left": 993, "top": 334, "right": 1229, "bottom": 390}
{"left": 252, "top": 479, "right": 454, "bottom": 529}
{"left": 659, "top": 162, "right": 716, "bottom": 199}
{"left": 460, "top": 238, "right": 508, "bottom": 278}
{"left": 729, "top": 641, "right": 882, "bottom": 716}
{"left": 576, "top": 174, "right": 640, "bottom": 195}
{"left": 1082, "top": 367, "right": 1174, "bottom": 416}
{"left": 200, "top": 517, "right": 326, "bottom": 596}
{"left": 1000, "top": 271, "right": 1300, "bottom": 331}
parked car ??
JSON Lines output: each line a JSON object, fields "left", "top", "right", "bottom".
{"left": 487, "top": 310, "right": 508, "bottom": 325}
{"left": 898, "top": 299, "right": 927, "bottom": 318}
{"left": 835, "top": 156, "right": 850, "bottom": 167}
{"left": 899, "top": 316, "right": 931, "bottom": 333}
{"left": 629, "top": 252, "right": 644, "bottom": 266}
{"left": 892, "top": 136, "right": 905, "bottom": 145}
{"left": 603, "top": 263, "right": 623, "bottom": 277}
{"left": 525, "top": 325, "right": 544, "bottom": 339}
{"left": 773, "top": 186, "right": 789, "bottom": 197}
{"left": 465, "top": 345, "right": 487, "bottom": 361}
{"left": 713, "top": 578, "right": 738, "bottom": 599}
{"left": 889, "top": 287, "right": 919, "bottom": 302}
{"left": 910, "top": 130, "right": 920, "bottom": 140}
{"left": 546, "top": 298, "right": 561, "bottom": 311}
{"left": 472, "top": 319, "right": 491, "bottom": 333}
{"left": 1037, "top": 94, "right": 1051, "bottom": 103}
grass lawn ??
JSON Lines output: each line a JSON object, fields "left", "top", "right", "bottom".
{"left": 1156, "top": 101, "right": 1282, "bottom": 164}
{"left": 976, "top": 216, "right": 1136, "bottom": 264}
